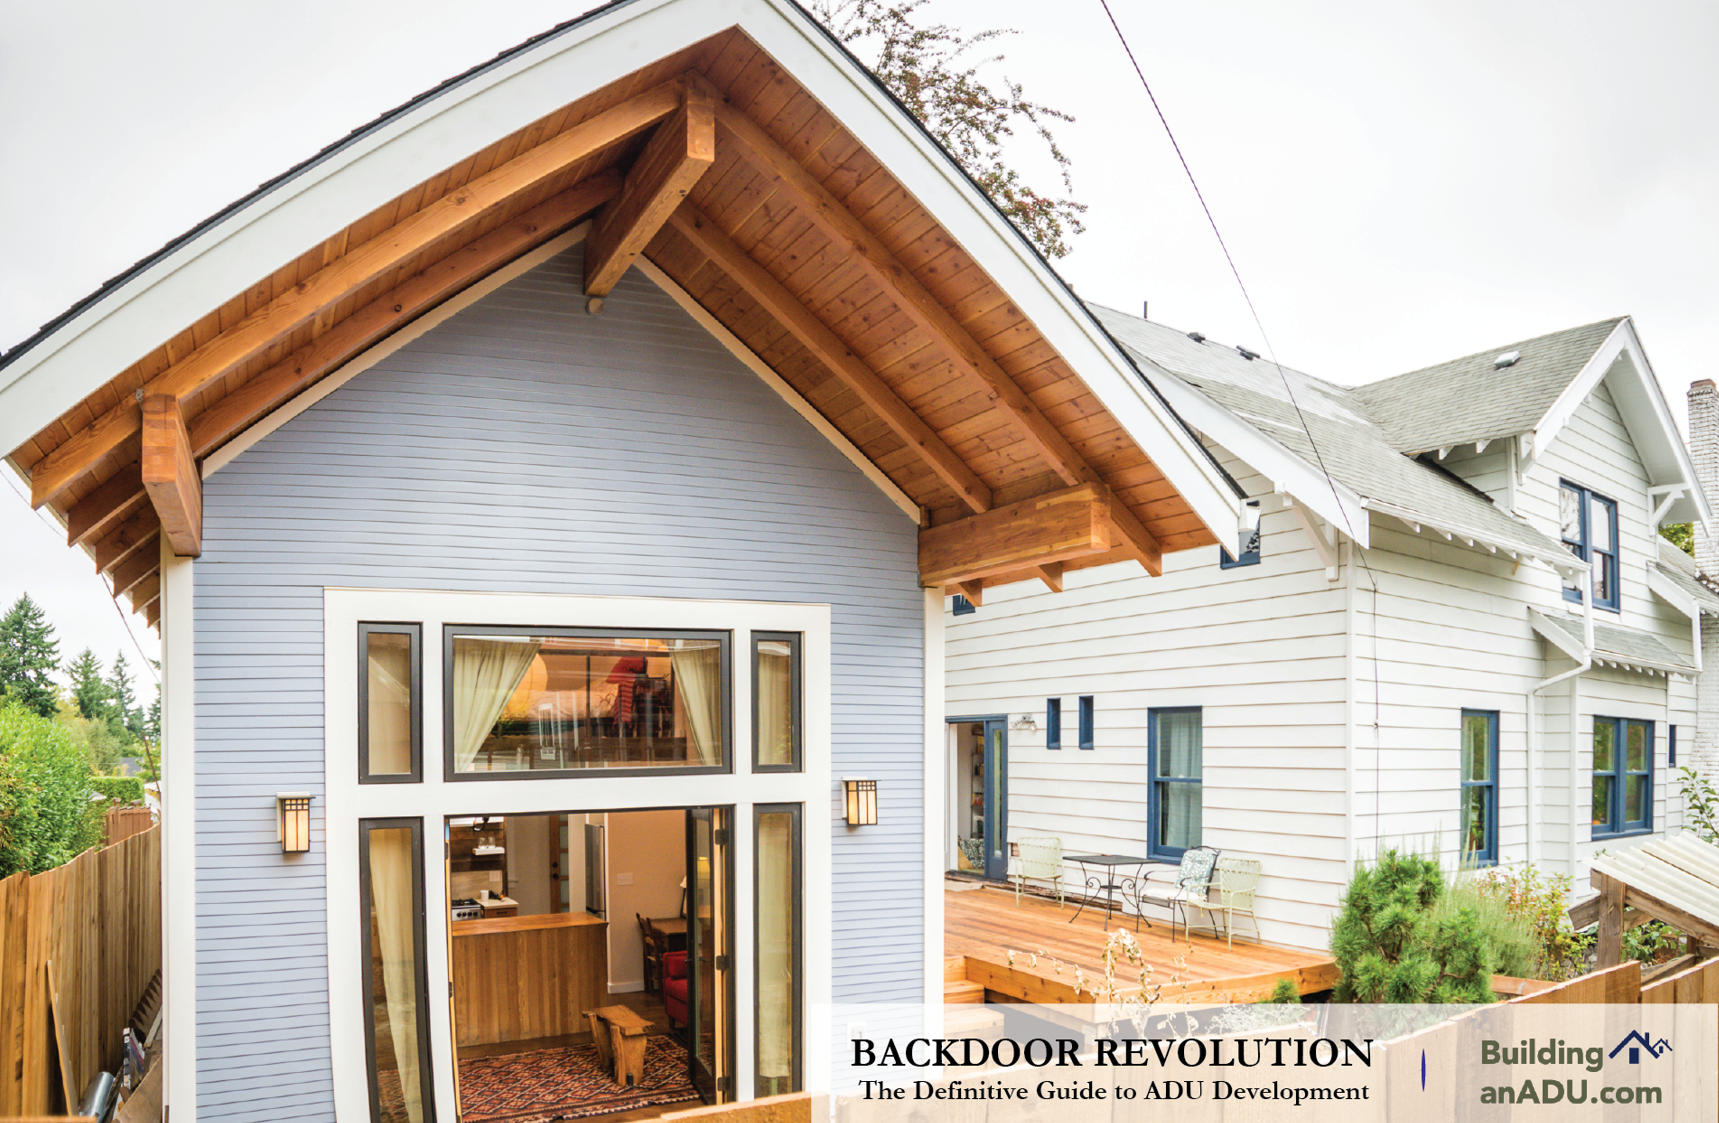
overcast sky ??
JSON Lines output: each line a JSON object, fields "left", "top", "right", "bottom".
{"left": 2, "top": 0, "right": 1715, "bottom": 678}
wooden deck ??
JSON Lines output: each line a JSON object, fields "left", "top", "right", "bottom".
{"left": 945, "top": 884, "right": 1337, "bottom": 1005}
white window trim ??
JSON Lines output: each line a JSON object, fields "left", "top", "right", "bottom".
{"left": 324, "top": 587, "right": 834, "bottom": 1119}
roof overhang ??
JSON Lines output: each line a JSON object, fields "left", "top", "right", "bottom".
{"left": 1529, "top": 608, "right": 1695, "bottom": 678}
{"left": 1531, "top": 317, "right": 1712, "bottom": 534}
{"left": 1362, "top": 498, "right": 1582, "bottom": 575}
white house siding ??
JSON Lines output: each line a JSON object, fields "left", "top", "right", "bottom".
{"left": 945, "top": 448, "right": 1352, "bottom": 951}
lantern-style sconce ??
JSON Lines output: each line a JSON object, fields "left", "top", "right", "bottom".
{"left": 277, "top": 793, "right": 312, "bottom": 853}
{"left": 843, "top": 778, "right": 878, "bottom": 826}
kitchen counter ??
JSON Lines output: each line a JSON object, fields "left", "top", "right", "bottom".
{"left": 451, "top": 911, "right": 609, "bottom": 1047}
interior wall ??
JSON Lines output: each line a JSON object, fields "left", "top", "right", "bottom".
{"left": 604, "top": 809, "right": 685, "bottom": 992}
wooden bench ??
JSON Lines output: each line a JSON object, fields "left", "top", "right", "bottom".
{"left": 586, "top": 1005, "right": 654, "bottom": 1087}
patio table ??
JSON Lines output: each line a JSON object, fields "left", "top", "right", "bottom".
{"left": 1063, "top": 853, "right": 1151, "bottom": 931}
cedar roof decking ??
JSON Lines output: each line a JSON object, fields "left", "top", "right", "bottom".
{"left": 945, "top": 883, "right": 1337, "bottom": 1005}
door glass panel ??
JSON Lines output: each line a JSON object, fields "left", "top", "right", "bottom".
{"left": 686, "top": 808, "right": 731, "bottom": 1102}
{"left": 362, "top": 821, "right": 432, "bottom": 1123}
{"left": 987, "top": 728, "right": 1004, "bottom": 865}
{"left": 755, "top": 807, "right": 800, "bottom": 1097}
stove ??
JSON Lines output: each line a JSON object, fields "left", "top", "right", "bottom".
{"left": 450, "top": 898, "right": 483, "bottom": 922}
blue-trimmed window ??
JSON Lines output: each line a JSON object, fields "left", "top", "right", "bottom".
{"left": 952, "top": 595, "right": 977, "bottom": 616}
{"left": 1078, "top": 696, "right": 1094, "bottom": 750}
{"left": 1592, "top": 716, "right": 1652, "bottom": 839}
{"left": 1219, "top": 542, "right": 1260, "bottom": 569}
{"left": 1560, "top": 482, "right": 1619, "bottom": 611}
{"left": 1460, "top": 710, "right": 1498, "bottom": 866}
{"left": 1148, "top": 708, "right": 1202, "bottom": 860}
{"left": 1046, "top": 699, "right": 1062, "bottom": 750}
{"left": 1669, "top": 724, "right": 1677, "bottom": 767}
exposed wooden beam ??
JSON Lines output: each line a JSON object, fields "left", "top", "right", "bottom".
{"left": 954, "top": 580, "right": 983, "bottom": 607}
{"left": 140, "top": 395, "right": 200, "bottom": 557}
{"left": 665, "top": 205, "right": 992, "bottom": 513}
{"left": 585, "top": 76, "right": 716, "bottom": 297}
{"left": 1034, "top": 563, "right": 1064, "bottom": 593}
{"left": 66, "top": 471, "right": 149, "bottom": 547}
{"left": 144, "top": 600, "right": 160, "bottom": 630}
{"left": 919, "top": 483, "right": 1108, "bottom": 588}
{"left": 90, "top": 505, "right": 160, "bottom": 573}
{"left": 106, "top": 537, "right": 160, "bottom": 598}
{"left": 27, "top": 80, "right": 684, "bottom": 508}
{"left": 126, "top": 575, "right": 161, "bottom": 614}
{"left": 1105, "top": 492, "right": 1164, "bottom": 578}
{"left": 716, "top": 102, "right": 1097, "bottom": 489}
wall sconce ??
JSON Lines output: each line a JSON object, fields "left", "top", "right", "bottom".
{"left": 1010, "top": 715, "right": 1039, "bottom": 733}
{"left": 277, "top": 793, "right": 312, "bottom": 853}
{"left": 843, "top": 778, "right": 878, "bottom": 826}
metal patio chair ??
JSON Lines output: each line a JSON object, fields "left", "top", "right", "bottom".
{"left": 1183, "top": 856, "right": 1262, "bottom": 948}
{"left": 1134, "top": 845, "right": 1219, "bottom": 940}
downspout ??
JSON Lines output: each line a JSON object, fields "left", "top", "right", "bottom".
{"left": 1343, "top": 538, "right": 1358, "bottom": 877}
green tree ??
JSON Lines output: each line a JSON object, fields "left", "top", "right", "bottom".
{"left": 65, "top": 647, "right": 110, "bottom": 722}
{"left": 0, "top": 594, "right": 61, "bottom": 718}
{"left": 811, "top": 0, "right": 1087, "bottom": 259}
{"left": 106, "top": 651, "right": 144, "bottom": 741}
{"left": 1661, "top": 523, "right": 1694, "bottom": 557}
{"left": 1330, "top": 848, "right": 1500, "bottom": 1004}
{"left": 0, "top": 700, "right": 103, "bottom": 875}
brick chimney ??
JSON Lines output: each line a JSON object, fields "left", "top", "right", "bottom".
{"left": 1688, "top": 380, "right": 1719, "bottom": 773}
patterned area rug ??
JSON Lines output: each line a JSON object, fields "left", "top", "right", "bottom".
{"left": 459, "top": 1036, "right": 700, "bottom": 1123}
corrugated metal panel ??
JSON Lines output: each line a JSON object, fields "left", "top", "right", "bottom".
{"left": 192, "top": 244, "right": 924, "bottom": 1120}
{"left": 1591, "top": 834, "right": 1719, "bottom": 927}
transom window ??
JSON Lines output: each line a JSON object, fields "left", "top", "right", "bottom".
{"left": 1148, "top": 708, "right": 1202, "bottom": 860}
{"left": 444, "top": 627, "right": 730, "bottom": 778}
{"left": 1592, "top": 716, "right": 1651, "bottom": 838}
{"left": 1560, "top": 481, "right": 1619, "bottom": 611}
{"left": 1460, "top": 710, "right": 1498, "bottom": 866}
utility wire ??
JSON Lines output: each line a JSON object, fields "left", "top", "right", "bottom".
{"left": 1097, "top": 0, "right": 1387, "bottom": 842}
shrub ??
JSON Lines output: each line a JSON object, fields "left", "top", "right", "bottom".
{"left": 1681, "top": 766, "right": 1719, "bottom": 845}
{"left": 91, "top": 776, "right": 145, "bottom": 805}
{"left": 1266, "top": 978, "right": 1301, "bottom": 1004}
{"left": 1330, "top": 848, "right": 1518, "bottom": 1004}
{"left": 0, "top": 701, "right": 103, "bottom": 875}
{"left": 1470, "top": 864, "right": 1591, "bottom": 982}
{"left": 1439, "top": 873, "right": 1537, "bottom": 978}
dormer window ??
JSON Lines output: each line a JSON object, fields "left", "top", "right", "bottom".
{"left": 1560, "top": 481, "right": 1619, "bottom": 611}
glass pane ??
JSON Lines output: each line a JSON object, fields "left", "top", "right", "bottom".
{"left": 450, "top": 633, "right": 724, "bottom": 772}
{"left": 1157, "top": 781, "right": 1202, "bottom": 851}
{"left": 1626, "top": 723, "right": 1647, "bottom": 771}
{"left": 1462, "top": 714, "right": 1490, "bottom": 782}
{"left": 755, "top": 809, "right": 799, "bottom": 1097}
{"left": 754, "top": 637, "right": 797, "bottom": 768}
{"left": 1461, "top": 786, "right": 1489, "bottom": 859}
{"left": 1625, "top": 775, "right": 1647, "bottom": 824}
{"left": 365, "top": 632, "right": 414, "bottom": 776}
{"left": 366, "top": 826, "right": 426, "bottom": 1123}
{"left": 1593, "top": 553, "right": 1613, "bottom": 604}
{"left": 1592, "top": 776, "right": 1612, "bottom": 827}
{"left": 687, "top": 809, "right": 731, "bottom": 1102}
{"left": 1590, "top": 496, "right": 1611, "bottom": 551}
{"left": 1560, "top": 487, "right": 1582, "bottom": 543}
{"left": 1593, "top": 721, "right": 1614, "bottom": 773}
{"left": 1155, "top": 711, "right": 1202, "bottom": 779}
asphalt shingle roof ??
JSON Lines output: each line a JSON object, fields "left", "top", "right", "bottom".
{"left": 1348, "top": 317, "right": 1624, "bottom": 455}
{"left": 1654, "top": 537, "right": 1719, "bottom": 616}
{"left": 1087, "top": 303, "right": 1577, "bottom": 565}
{"left": 1530, "top": 610, "right": 1694, "bottom": 675}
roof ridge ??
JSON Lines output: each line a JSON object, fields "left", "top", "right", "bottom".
{"left": 1352, "top": 315, "right": 1626, "bottom": 392}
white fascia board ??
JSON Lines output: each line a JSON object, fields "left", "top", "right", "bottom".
{"left": 1136, "top": 361, "right": 1368, "bottom": 548}
{"left": 0, "top": 0, "right": 700, "bottom": 456}
{"left": 1647, "top": 563, "right": 1699, "bottom": 621}
{"left": 1532, "top": 318, "right": 1713, "bottom": 534}
{"left": 1363, "top": 496, "right": 1579, "bottom": 574}
{"left": 736, "top": 4, "right": 1245, "bottom": 542}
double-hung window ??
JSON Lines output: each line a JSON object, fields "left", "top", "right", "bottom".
{"left": 1592, "top": 716, "right": 1651, "bottom": 838}
{"left": 1560, "top": 482, "right": 1619, "bottom": 611}
{"left": 1460, "top": 710, "right": 1498, "bottom": 866}
{"left": 1148, "top": 708, "right": 1202, "bottom": 860}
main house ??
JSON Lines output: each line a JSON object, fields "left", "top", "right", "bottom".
{"left": 945, "top": 309, "right": 1715, "bottom": 950}
{"left": 0, "top": 2, "right": 1248, "bottom": 1119}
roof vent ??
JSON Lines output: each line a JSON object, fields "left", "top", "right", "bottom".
{"left": 1237, "top": 346, "right": 1259, "bottom": 361}
{"left": 1494, "top": 350, "right": 1521, "bottom": 369}
{"left": 1187, "top": 332, "right": 1206, "bottom": 343}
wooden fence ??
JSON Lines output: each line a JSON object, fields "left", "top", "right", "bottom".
{"left": 100, "top": 807, "right": 154, "bottom": 848}
{"left": 0, "top": 826, "right": 161, "bottom": 1117}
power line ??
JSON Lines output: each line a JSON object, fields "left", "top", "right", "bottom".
{"left": 1097, "top": 0, "right": 1387, "bottom": 848}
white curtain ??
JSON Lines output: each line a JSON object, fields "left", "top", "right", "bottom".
{"left": 452, "top": 637, "right": 541, "bottom": 771}
{"left": 671, "top": 644, "right": 723, "bottom": 765}
{"left": 367, "top": 636, "right": 412, "bottom": 775}
{"left": 755, "top": 643, "right": 792, "bottom": 766}
{"left": 1156, "top": 711, "right": 1202, "bottom": 851}
{"left": 756, "top": 812, "right": 795, "bottom": 1090}
{"left": 369, "top": 828, "right": 423, "bottom": 1123}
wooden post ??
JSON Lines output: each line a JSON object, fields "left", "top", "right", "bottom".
{"left": 1595, "top": 871, "right": 1626, "bottom": 968}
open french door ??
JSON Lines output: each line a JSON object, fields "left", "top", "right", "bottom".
{"left": 684, "top": 807, "right": 732, "bottom": 1103}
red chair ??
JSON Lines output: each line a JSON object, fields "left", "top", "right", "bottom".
{"left": 662, "top": 950, "right": 688, "bottom": 1032}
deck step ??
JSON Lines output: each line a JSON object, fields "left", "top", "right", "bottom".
{"left": 944, "top": 979, "right": 986, "bottom": 1004}
{"left": 944, "top": 956, "right": 968, "bottom": 983}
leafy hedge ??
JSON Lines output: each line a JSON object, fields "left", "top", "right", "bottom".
{"left": 91, "top": 775, "right": 146, "bottom": 805}
{"left": 0, "top": 701, "right": 103, "bottom": 876}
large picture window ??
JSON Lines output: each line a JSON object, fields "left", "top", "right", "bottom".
{"left": 1560, "top": 481, "right": 1619, "bottom": 611}
{"left": 360, "top": 819, "right": 434, "bottom": 1123}
{"left": 1148, "top": 707, "right": 1202, "bottom": 860}
{"left": 1460, "top": 710, "right": 1498, "bottom": 866}
{"left": 444, "top": 627, "right": 729, "bottom": 779}
{"left": 1593, "top": 716, "right": 1651, "bottom": 838}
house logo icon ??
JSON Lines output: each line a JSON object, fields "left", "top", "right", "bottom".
{"left": 1608, "top": 1031, "right": 1672, "bottom": 1064}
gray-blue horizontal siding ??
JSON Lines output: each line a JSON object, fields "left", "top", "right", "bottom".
{"left": 192, "top": 244, "right": 924, "bottom": 1121}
